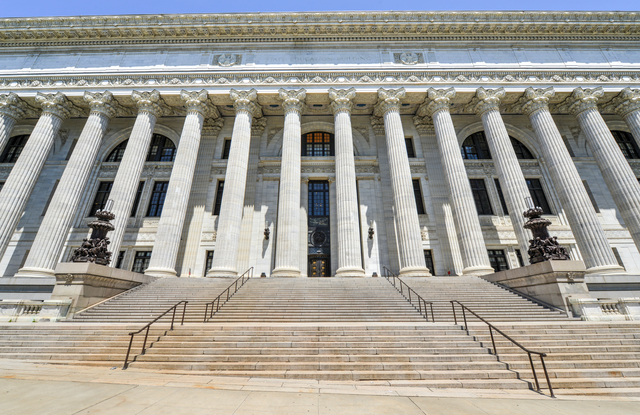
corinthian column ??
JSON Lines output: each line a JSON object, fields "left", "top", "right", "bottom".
{"left": 208, "top": 89, "right": 262, "bottom": 277}
{"left": 611, "top": 88, "right": 640, "bottom": 150}
{"left": 561, "top": 87, "right": 640, "bottom": 261}
{"left": 473, "top": 88, "right": 531, "bottom": 265}
{"left": 329, "top": 88, "right": 365, "bottom": 277}
{"left": 374, "top": 88, "right": 430, "bottom": 277}
{"left": 16, "top": 92, "right": 118, "bottom": 280}
{"left": 0, "top": 93, "right": 29, "bottom": 155}
{"left": 145, "top": 90, "right": 214, "bottom": 278}
{"left": 272, "top": 89, "right": 306, "bottom": 278}
{"left": 0, "top": 92, "right": 71, "bottom": 260}
{"left": 521, "top": 87, "right": 621, "bottom": 273}
{"left": 421, "top": 88, "right": 493, "bottom": 275}
{"left": 108, "top": 90, "right": 165, "bottom": 258}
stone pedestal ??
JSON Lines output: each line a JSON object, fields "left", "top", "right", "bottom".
{"left": 481, "top": 260, "right": 589, "bottom": 313}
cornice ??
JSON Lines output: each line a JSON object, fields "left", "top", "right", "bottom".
{"left": 1, "top": 11, "right": 640, "bottom": 47}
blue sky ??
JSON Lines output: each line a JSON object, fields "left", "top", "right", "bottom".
{"left": 1, "top": 0, "right": 638, "bottom": 18}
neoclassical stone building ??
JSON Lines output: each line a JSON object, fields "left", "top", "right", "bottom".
{"left": 1, "top": 11, "right": 640, "bottom": 299}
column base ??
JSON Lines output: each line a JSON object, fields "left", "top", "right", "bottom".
{"left": 462, "top": 265, "right": 495, "bottom": 276}
{"left": 14, "top": 266, "right": 56, "bottom": 280}
{"left": 271, "top": 267, "right": 302, "bottom": 278}
{"left": 585, "top": 264, "right": 627, "bottom": 275}
{"left": 399, "top": 266, "right": 432, "bottom": 278}
{"left": 144, "top": 267, "right": 177, "bottom": 278}
{"left": 335, "top": 266, "right": 366, "bottom": 278}
{"left": 206, "top": 268, "right": 238, "bottom": 278}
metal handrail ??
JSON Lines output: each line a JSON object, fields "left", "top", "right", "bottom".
{"left": 203, "top": 267, "right": 253, "bottom": 322}
{"left": 450, "top": 300, "right": 555, "bottom": 398}
{"left": 382, "top": 266, "right": 434, "bottom": 323}
{"left": 123, "top": 300, "right": 188, "bottom": 369}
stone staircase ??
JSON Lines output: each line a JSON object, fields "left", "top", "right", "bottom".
{"left": 71, "top": 277, "right": 238, "bottom": 323}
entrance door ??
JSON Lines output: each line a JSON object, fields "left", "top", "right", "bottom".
{"left": 308, "top": 181, "right": 331, "bottom": 277}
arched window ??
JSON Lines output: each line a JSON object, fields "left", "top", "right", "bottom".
{"left": 105, "top": 134, "right": 176, "bottom": 162}
{"left": 1, "top": 135, "right": 29, "bottom": 163}
{"left": 461, "top": 131, "right": 534, "bottom": 160}
{"left": 611, "top": 130, "right": 640, "bottom": 159}
{"left": 302, "top": 132, "right": 334, "bottom": 157}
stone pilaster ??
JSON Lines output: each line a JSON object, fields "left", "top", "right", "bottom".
{"left": 208, "top": 89, "right": 262, "bottom": 277}
{"left": 272, "top": 88, "right": 306, "bottom": 277}
{"left": 329, "top": 88, "right": 365, "bottom": 277}
{"left": 374, "top": 88, "right": 430, "bottom": 277}
{"left": 561, "top": 87, "right": 640, "bottom": 266}
{"left": 108, "top": 90, "right": 165, "bottom": 258}
{"left": 612, "top": 88, "right": 640, "bottom": 149}
{"left": 16, "top": 92, "right": 118, "bottom": 280}
{"left": 145, "top": 90, "right": 213, "bottom": 278}
{"left": 473, "top": 87, "right": 531, "bottom": 265}
{"left": 0, "top": 92, "right": 71, "bottom": 261}
{"left": 421, "top": 88, "right": 493, "bottom": 276}
{"left": 522, "top": 87, "right": 622, "bottom": 273}
{"left": 0, "top": 93, "right": 28, "bottom": 155}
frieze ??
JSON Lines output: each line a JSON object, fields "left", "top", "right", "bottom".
{"left": 202, "top": 232, "right": 217, "bottom": 242}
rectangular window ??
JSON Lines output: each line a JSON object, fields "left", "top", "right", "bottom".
{"left": 470, "top": 179, "right": 493, "bottom": 215}
{"left": 488, "top": 249, "right": 509, "bottom": 272}
{"left": 308, "top": 181, "right": 330, "bottom": 217}
{"left": 424, "top": 250, "right": 435, "bottom": 275}
{"left": 561, "top": 135, "right": 575, "bottom": 157}
{"left": 89, "top": 181, "right": 113, "bottom": 217}
{"left": 131, "top": 251, "right": 151, "bottom": 274}
{"left": 206, "top": 250, "right": 214, "bottom": 273}
{"left": 412, "top": 179, "right": 426, "bottom": 215}
{"left": 222, "top": 139, "right": 232, "bottom": 159}
{"left": 115, "top": 251, "right": 125, "bottom": 269}
{"left": 65, "top": 139, "right": 78, "bottom": 161}
{"left": 515, "top": 249, "right": 524, "bottom": 267}
{"left": 405, "top": 138, "right": 416, "bottom": 158}
{"left": 526, "top": 178, "right": 552, "bottom": 215}
{"left": 612, "top": 247, "right": 626, "bottom": 270}
{"left": 213, "top": 180, "right": 224, "bottom": 216}
{"left": 494, "top": 179, "right": 509, "bottom": 215}
{"left": 130, "top": 181, "right": 145, "bottom": 217}
{"left": 41, "top": 180, "right": 60, "bottom": 216}
{"left": 583, "top": 180, "right": 600, "bottom": 213}
{"left": 146, "top": 181, "right": 169, "bottom": 217}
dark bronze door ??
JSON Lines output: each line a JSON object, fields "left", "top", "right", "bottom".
{"left": 308, "top": 255, "right": 330, "bottom": 277}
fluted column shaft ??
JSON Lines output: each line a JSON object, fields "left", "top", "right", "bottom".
{"left": 273, "top": 89, "right": 305, "bottom": 277}
{"left": 475, "top": 88, "right": 531, "bottom": 265}
{"left": 523, "top": 87, "right": 620, "bottom": 272}
{"left": 108, "top": 90, "right": 163, "bottom": 258}
{"left": 423, "top": 88, "right": 493, "bottom": 275}
{"left": 612, "top": 88, "right": 640, "bottom": 149}
{"left": 374, "top": 88, "right": 430, "bottom": 277}
{"left": 0, "top": 116, "right": 17, "bottom": 155}
{"left": 0, "top": 93, "right": 28, "bottom": 155}
{"left": 624, "top": 110, "right": 640, "bottom": 145}
{"left": 208, "top": 89, "right": 260, "bottom": 277}
{"left": 17, "top": 92, "right": 117, "bottom": 278}
{"left": 330, "top": 88, "right": 365, "bottom": 277}
{"left": 146, "top": 90, "right": 210, "bottom": 277}
{"left": 0, "top": 92, "right": 70, "bottom": 261}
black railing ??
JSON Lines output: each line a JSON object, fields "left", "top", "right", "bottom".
{"left": 382, "top": 266, "right": 434, "bottom": 322}
{"left": 123, "top": 300, "right": 187, "bottom": 369}
{"left": 450, "top": 300, "right": 555, "bottom": 398}
{"left": 203, "top": 267, "right": 253, "bottom": 322}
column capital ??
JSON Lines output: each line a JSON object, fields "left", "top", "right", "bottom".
{"left": 418, "top": 87, "right": 456, "bottom": 117}
{"left": 373, "top": 88, "right": 405, "bottom": 116}
{"left": 370, "top": 116, "right": 385, "bottom": 136}
{"left": 413, "top": 115, "right": 435, "bottom": 136}
{"left": 559, "top": 87, "right": 603, "bottom": 116}
{"left": 230, "top": 88, "right": 262, "bottom": 118}
{"left": 278, "top": 88, "right": 306, "bottom": 114}
{"left": 179, "top": 89, "right": 211, "bottom": 116}
{"left": 520, "top": 87, "right": 555, "bottom": 116}
{"left": 202, "top": 117, "right": 224, "bottom": 136}
{"left": 473, "top": 87, "right": 505, "bottom": 116}
{"left": 132, "top": 90, "right": 165, "bottom": 118}
{"left": 612, "top": 88, "right": 640, "bottom": 118}
{"left": 251, "top": 117, "right": 267, "bottom": 137}
{"left": 0, "top": 92, "right": 29, "bottom": 121}
{"left": 35, "top": 92, "right": 72, "bottom": 120}
{"left": 83, "top": 91, "right": 118, "bottom": 119}
{"left": 328, "top": 88, "right": 356, "bottom": 114}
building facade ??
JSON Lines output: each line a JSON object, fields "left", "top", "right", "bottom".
{"left": 1, "top": 11, "right": 640, "bottom": 299}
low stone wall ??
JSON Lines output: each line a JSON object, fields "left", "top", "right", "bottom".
{"left": 0, "top": 299, "right": 72, "bottom": 322}
{"left": 51, "top": 262, "right": 156, "bottom": 317}
{"left": 569, "top": 297, "right": 640, "bottom": 321}
{"left": 480, "top": 260, "right": 590, "bottom": 313}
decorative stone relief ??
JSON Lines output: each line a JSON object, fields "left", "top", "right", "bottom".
{"left": 214, "top": 54, "right": 242, "bottom": 67}
{"left": 202, "top": 232, "right": 217, "bottom": 242}
{"left": 394, "top": 52, "right": 424, "bottom": 65}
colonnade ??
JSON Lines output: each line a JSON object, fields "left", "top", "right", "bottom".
{"left": 0, "top": 86, "right": 639, "bottom": 280}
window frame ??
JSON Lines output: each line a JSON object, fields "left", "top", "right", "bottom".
{"left": 1, "top": 135, "right": 30, "bottom": 163}
{"left": 302, "top": 132, "right": 335, "bottom": 157}
{"left": 146, "top": 181, "right": 169, "bottom": 217}
{"left": 131, "top": 251, "right": 152, "bottom": 274}
{"left": 525, "top": 178, "right": 552, "bottom": 215}
{"left": 611, "top": 130, "right": 640, "bottom": 160}
{"left": 412, "top": 179, "right": 426, "bottom": 215}
{"left": 213, "top": 180, "right": 224, "bottom": 216}
{"left": 88, "top": 181, "right": 113, "bottom": 217}
{"left": 488, "top": 249, "right": 509, "bottom": 272}
{"left": 469, "top": 178, "right": 494, "bottom": 216}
